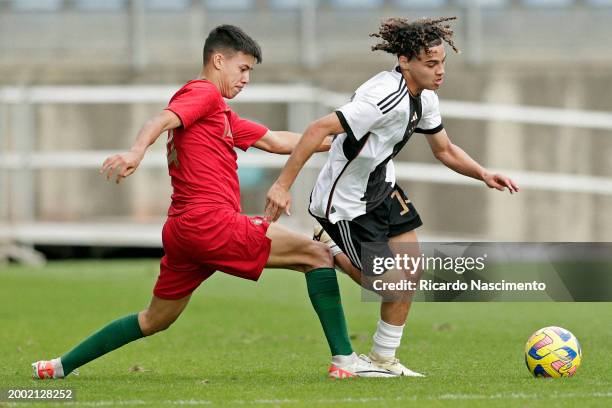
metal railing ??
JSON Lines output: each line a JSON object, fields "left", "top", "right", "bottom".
{"left": 1, "top": 83, "right": 612, "bottom": 256}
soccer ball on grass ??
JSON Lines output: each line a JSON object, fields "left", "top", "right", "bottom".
{"left": 524, "top": 326, "right": 581, "bottom": 378}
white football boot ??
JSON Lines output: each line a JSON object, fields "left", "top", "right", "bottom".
{"left": 32, "top": 358, "right": 65, "bottom": 379}
{"left": 367, "top": 351, "right": 425, "bottom": 377}
{"left": 313, "top": 223, "right": 343, "bottom": 257}
{"left": 328, "top": 353, "right": 398, "bottom": 379}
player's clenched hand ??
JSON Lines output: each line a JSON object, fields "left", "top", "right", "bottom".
{"left": 100, "top": 151, "right": 144, "bottom": 184}
{"left": 483, "top": 172, "right": 520, "bottom": 194}
{"left": 265, "top": 182, "right": 292, "bottom": 222}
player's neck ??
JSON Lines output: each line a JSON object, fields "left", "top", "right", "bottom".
{"left": 398, "top": 68, "right": 423, "bottom": 97}
{"left": 404, "top": 76, "right": 423, "bottom": 98}
{"left": 197, "top": 68, "right": 221, "bottom": 91}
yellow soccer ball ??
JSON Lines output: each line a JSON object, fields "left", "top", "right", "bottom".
{"left": 525, "top": 326, "right": 581, "bottom": 378}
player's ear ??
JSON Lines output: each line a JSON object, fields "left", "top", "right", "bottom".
{"left": 398, "top": 55, "right": 410, "bottom": 71}
{"left": 212, "top": 53, "right": 224, "bottom": 70}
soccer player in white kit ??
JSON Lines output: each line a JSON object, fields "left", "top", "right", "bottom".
{"left": 265, "top": 17, "right": 519, "bottom": 376}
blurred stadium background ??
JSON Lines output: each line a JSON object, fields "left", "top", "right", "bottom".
{"left": 2, "top": 0, "right": 612, "bottom": 264}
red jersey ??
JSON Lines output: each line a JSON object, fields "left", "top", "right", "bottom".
{"left": 164, "top": 80, "right": 268, "bottom": 216}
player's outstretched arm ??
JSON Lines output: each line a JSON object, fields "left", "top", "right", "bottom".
{"left": 426, "top": 128, "right": 520, "bottom": 194}
{"left": 254, "top": 131, "right": 333, "bottom": 155}
{"left": 100, "top": 110, "right": 182, "bottom": 184}
{"left": 265, "top": 113, "right": 344, "bottom": 221}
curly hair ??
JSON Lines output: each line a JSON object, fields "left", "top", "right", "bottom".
{"left": 370, "top": 17, "right": 459, "bottom": 60}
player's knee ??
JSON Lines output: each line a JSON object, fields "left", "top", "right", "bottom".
{"left": 305, "top": 241, "right": 333, "bottom": 271}
{"left": 139, "top": 310, "right": 177, "bottom": 336}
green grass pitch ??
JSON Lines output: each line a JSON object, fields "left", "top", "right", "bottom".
{"left": 1, "top": 260, "right": 611, "bottom": 407}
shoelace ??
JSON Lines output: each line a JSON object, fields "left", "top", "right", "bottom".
{"left": 370, "top": 354, "right": 401, "bottom": 366}
{"left": 388, "top": 357, "right": 401, "bottom": 365}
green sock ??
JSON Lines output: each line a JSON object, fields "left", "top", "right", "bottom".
{"left": 305, "top": 268, "right": 353, "bottom": 356}
{"left": 60, "top": 313, "right": 144, "bottom": 376}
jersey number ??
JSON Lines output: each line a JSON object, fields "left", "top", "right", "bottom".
{"left": 391, "top": 190, "right": 411, "bottom": 216}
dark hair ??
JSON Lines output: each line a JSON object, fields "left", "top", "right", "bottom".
{"left": 370, "top": 17, "right": 459, "bottom": 60}
{"left": 203, "top": 24, "right": 262, "bottom": 65}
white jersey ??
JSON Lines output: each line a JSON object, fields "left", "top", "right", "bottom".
{"left": 309, "top": 66, "right": 444, "bottom": 224}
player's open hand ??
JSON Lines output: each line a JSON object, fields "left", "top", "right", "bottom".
{"left": 100, "top": 151, "right": 143, "bottom": 184}
{"left": 265, "top": 182, "right": 292, "bottom": 222}
{"left": 483, "top": 172, "right": 520, "bottom": 194}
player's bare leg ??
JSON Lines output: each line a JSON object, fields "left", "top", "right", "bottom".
{"left": 33, "top": 295, "right": 192, "bottom": 379}
{"left": 138, "top": 295, "right": 192, "bottom": 335}
{"left": 381, "top": 230, "right": 421, "bottom": 322}
{"left": 332, "top": 252, "right": 362, "bottom": 284}
{"left": 266, "top": 222, "right": 333, "bottom": 272}
{"left": 325, "top": 229, "right": 419, "bottom": 324}
{"left": 331, "top": 250, "right": 415, "bottom": 325}
{"left": 265, "top": 222, "right": 396, "bottom": 378}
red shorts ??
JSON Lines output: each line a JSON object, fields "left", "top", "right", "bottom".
{"left": 153, "top": 207, "right": 272, "bottom": 300}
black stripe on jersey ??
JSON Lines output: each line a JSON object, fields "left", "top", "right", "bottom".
{"left": 336, "top": 110, "right": 353, "bottom": 137}
{"left": 326, "top": 112, "right": 371, "bottom": 219}
{"left": 343, "top": 131, "right": 370, "bottom": 161}
{"left": 415, "top": 123, "right": 444, "bottom": 134}
{"left": 376, "top": 76, "right": 405, "bottom": 109}
{"left": 336, "top": 110, "right": 370, "bottom": 161}
{"left": 381, "top": 87, "right": 409, "bottom": 115}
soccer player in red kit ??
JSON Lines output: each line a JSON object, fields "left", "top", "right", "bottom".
{"left": 31, "top": 25, "right": 395, "bottom": 380}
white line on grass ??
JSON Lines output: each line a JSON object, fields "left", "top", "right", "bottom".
{"left": 8, "top": 392, "right": 612, "bottom": 407}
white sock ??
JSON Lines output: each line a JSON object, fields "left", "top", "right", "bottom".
{"left": 52, "top": 357, "right": 65, "bottom": 378}
{"left": 371, "top": 319, "right": 405, "bottom": 358}
{"left": 329, "top": 242, "right": 343, "bottom": 257}
{"left": 331, "top": 352, "right": 357, "bottom": 366}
